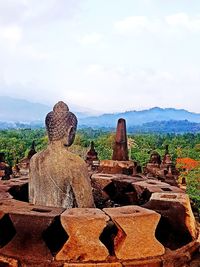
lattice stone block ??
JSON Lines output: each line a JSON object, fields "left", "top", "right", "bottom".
{"left": 150, "top": 192, "right": 198, "bottom": 239}
{"left": 0, "top": 204, "right": 63, "bottom": 261}
{"left": 103, "top": 205, "right": 165, "bottom": 260}
{"left": 56, "top": 208, "right": 110, "bottom": 262}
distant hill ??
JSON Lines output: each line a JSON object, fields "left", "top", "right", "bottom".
{"left": 0, "top": 96, "right": 92, "bottom": 122}
{"left": 1, "top": 96, "right": 200, "bottom": 133}
{"left": 0, "top": 96, "right": 50, "bottom": 122}
{"left": 79, "top": 107, "right": 200, "bottom": 128}
{"left": 0, "top": 121, "right": 44, "bottom": 130}
{"left": 1, "top": 119, "right": 200, "bottom": 134}
{"left": 128, "top": 120, "right": 200, "bottom": 134}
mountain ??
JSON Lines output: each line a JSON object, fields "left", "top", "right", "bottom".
{"left": 1, "top": 97, "right": 200, "bottom": 132}
{"left": 79, "top": 107, "right": 200, "bottom": 128}
{"left": 0, "top": 96, "right": 93, "bottom": 122}
{"left": 0, "top": 96, "right": 50, "bottom": 122}
{"left": 128, "top": 120, "right": 200, "bottom": 134}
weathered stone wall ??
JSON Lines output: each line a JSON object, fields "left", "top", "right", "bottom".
{"left": 0, "top": 177, "right": 199, "bottom": 267}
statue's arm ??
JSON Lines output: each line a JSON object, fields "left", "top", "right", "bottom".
{"left": 71, "top": 163, "right": 95, "bottom": 208}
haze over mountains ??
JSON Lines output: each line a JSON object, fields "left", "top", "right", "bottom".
{"left": 79, "top": 107, "right": 200, "bottom": 128}
{"left": 0, "top": 96, "right": 95, "bottom": 122}
{"left": 1, "top": 96, "right": 200, "bottom": 133}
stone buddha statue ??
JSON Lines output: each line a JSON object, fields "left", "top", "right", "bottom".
{"left": 29, "top": 101, "right": 95, "bottom": 208}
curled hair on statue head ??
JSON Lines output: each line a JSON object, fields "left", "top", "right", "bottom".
{"left": 45, "top": 101, "right": 77, "bottom": 146}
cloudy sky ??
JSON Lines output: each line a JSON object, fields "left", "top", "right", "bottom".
{"left": 0, "top": 0, "right": 200, "bottom": 113}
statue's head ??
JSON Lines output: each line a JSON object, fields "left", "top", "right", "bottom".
{"left": 45, "top": 101, "right": 77, "bottom": 146}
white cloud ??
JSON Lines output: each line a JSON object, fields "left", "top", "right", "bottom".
{"left": 114, "top": 13, "right": 200, "bottom": 35}
{"left": 79, "top": 33, "right": 103, "bottom": 45}
{"left": 0, "top": 1, "right": 200, "bottom": 114}
{"left": 0, "top": 25, "right": 22, "bottom": 45}
{"left": 114, "top": 16, "right": 160, "bottom": 34}
{"left": 0, "top": 0, "right": 81, "bottom": 26}
{"left": 86, "top": 64, "right": 104, "bottom": 74}
{"left": 65, "top": 64, "right": 199, "bottom": 112}
{"left": 165, "top": 13, "right": 200, "bottom": 32}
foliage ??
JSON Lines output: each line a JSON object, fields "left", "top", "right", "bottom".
{"left": 176, "top": 158, "right": 199, "bottom": 171}
{"left": 0, "top": 129, "right": 46, "bottom": 165}
{"left": 128, "top": 120, "right": 200, "bottom": 134}
{"left": 1, "top": 129, "right": 200, "bottom": 165}
{"left": 185, "top": 168, "right": 200, "bottom": 212}
{"left": 0, "top": 128, "right": 199, "bottom": 210}
{"left": 94, "top": 133, "right": 115, "bottom": 160}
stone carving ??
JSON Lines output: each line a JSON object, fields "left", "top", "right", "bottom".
{"left": 86, "top": 141, "right": 99, "bottom": 164}
{"left": 29, "top": 101, "right": 95, "bottom": 208}
{"left": 112, "top": 118, "right": 129, "bottom": 161}
{"left": 18, "top": 141, "right": 37, "bottom": 175}
{"left": 149, "top": 151, "right": 161, "bottom": 165}
{"left": 160, "top": 145, "right": 179, "bottom": 183}
{"left": 86, "top": 141, "right": 99, "bottom": 171}
{"left": 12, "top": 159, "right": 20, "bottom": 178}
{"left": 144, "top": 192, "right": 197, "bottom": 249}
{"left": 0, "top": 153, "right": 12, "bottom": 180}
{"left": 56, "top": 208, "right": 110, "bottom": 261}
{"left": 162, "top": 145, "right": 173, "bottom": 166}
{"left": 103, "top": 206, "right": 165, "bottom": 260}
{"left": 0, "top": 203, "right": 64, "bottom": 261}
{"left": 27, "top": 141, "right": 37, "bottom": 160}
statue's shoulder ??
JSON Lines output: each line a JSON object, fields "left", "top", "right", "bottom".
{"left": 30, "top": 148, "right": 50, "bottom": 164}
{"left": 64, "top": 149, "right": 87, "bottom": 167}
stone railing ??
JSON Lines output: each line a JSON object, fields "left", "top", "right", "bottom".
{"left": 0, "top": 177, "right": 199, "bottom": 267}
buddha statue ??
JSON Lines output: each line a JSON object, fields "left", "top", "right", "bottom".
{"left": 29, "top": 101, "right": 95, "bottom": 208}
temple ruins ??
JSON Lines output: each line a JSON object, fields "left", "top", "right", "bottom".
{"left": 0, "top": 102, "right": 198, "bottom": 267}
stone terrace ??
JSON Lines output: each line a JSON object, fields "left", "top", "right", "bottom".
{"left": 0, "top": 111, "right": 199, "bottom": 266}
{"left": 0, "top": 176, "right": 199, "bottom": 267}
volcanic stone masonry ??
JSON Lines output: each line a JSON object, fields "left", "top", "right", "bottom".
{"left": 112, "top": 118, "right": 129, "bottom": 161}
{"left": 29, "top": 101, "right": 95, "bottom": 209}
{"left": 99, "top": 118, "right": 139, "bottom": 175}
{"left": 86, "top": 141, "right": 99, "bottom": 170}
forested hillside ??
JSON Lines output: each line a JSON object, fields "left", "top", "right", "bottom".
{"left": 0, "top": 128, "right": 199, "bottom": 211}
{"left": 1, "top": 129, "right": 200, "bottom": 165}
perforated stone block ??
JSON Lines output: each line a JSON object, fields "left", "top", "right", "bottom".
{"left": 132, "top": 180, "right": 183, "bottom": 202}
{"left": 99, "top": 160, "right": 137, "bottom": 175}
{"left": 0, "top": 255, "right": 18, "bottom": 267}
{"left": 0, "top": 201, "right": 64, "bottom": 261}
{"left": 56, "top": 208, "right": 110, "bottom": 262}
{"left": 91, "top": 173, "right": 117, "bottom": 190}
{"left": 103, "top": 205, "right": 165, "bottom": 260}
{"left": 150, "top": 192, "right": 198, "bottom": 239}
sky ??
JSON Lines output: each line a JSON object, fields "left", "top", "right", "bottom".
{"left": 0, "top": 0, "right": 200, "bottom": 113}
